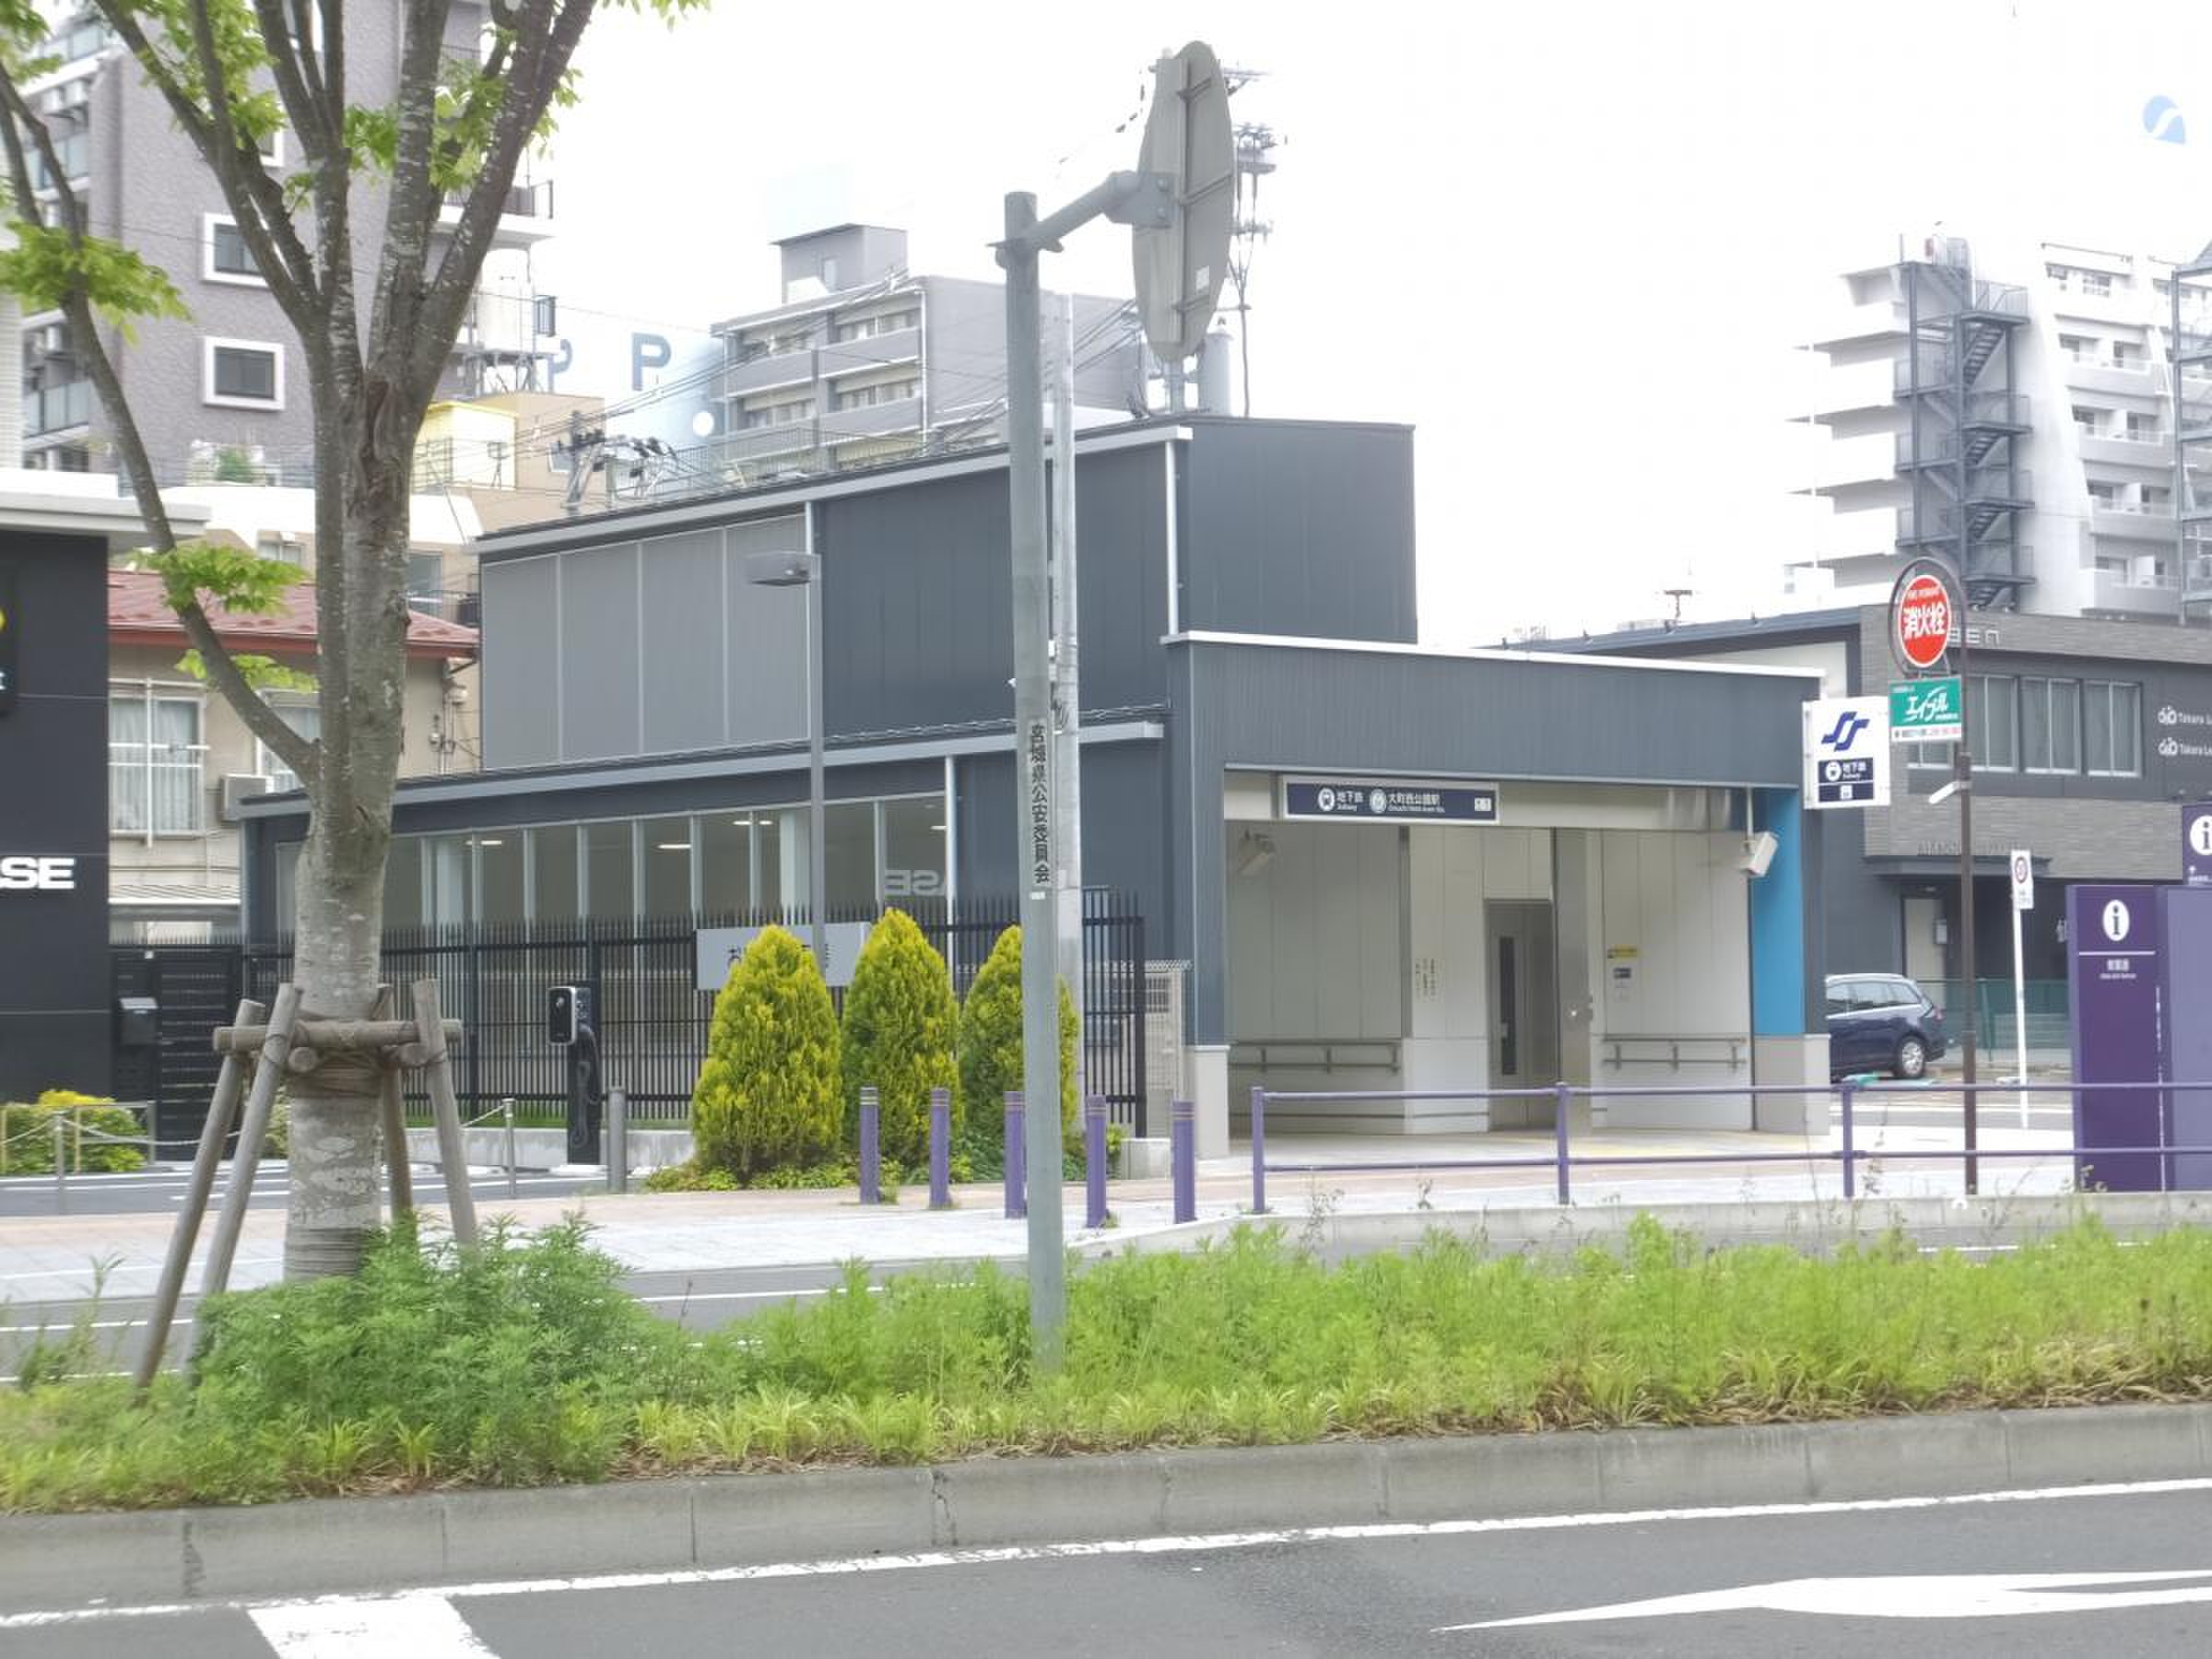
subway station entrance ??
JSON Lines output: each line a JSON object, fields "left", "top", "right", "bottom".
{"left": 1220, "top": 778, "right": 1796, "bottom": 1137}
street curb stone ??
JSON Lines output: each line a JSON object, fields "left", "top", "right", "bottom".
{"left": 6, "top": 1402, "right": 2210, "bottom": 1612}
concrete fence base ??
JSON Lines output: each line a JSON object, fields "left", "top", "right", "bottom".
{"left": 5, "top": 1403, "right": 2209, "bottom": 1612}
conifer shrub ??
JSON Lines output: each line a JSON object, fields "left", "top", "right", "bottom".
{"left": 688, "top": 926, "right": 841, "bottom": 1178}
{"left": 955, "top": 925, "right": 1078, "bottom": 1142}
{"left": 839, "top": 909, "right": 959, "bottom": 1163}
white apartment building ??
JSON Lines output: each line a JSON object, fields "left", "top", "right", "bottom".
{"left": 1794, "top": 233, "right": 2212, "bottom": 622}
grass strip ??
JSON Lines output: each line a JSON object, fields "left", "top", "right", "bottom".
{"left": 4, "top": 1213, "right": 2211, "bottom": 1513}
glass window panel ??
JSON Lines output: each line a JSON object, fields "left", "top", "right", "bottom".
{"left": 2112, "top": 683, "right": 2142, "bottom": 774}
{"left": 759, "top": 811, "right": 793, "bottom": 913}
{"left": 700, "top": 811, "right": 755, "bottom": 914}
{"left": 824, "top": 801, "right": 876, "bottom": 912}
{"left": 258, "top": 700, "right": 319, "bottom": 793}
{"left": 2050, "top": 680, "right": 2080, "bottom": 771}
{"left": 584, "top": 820, "right": 633, "bottom": 919}
{"left": 382, "top": 834, "right": 424, "bottom": 929}
{"left": 2086, "top": 686, "right": 2114, "bottom": 775}
{"left": 642, "top": 816, "right": 693, "bottom": 917}
{"left": 476, "top": 831, "right": 524, "bottom": 923}
{"left": 425, "top": 833, "right": 471, "bottom": 926}
{"left": 879, "top": 795, "right": 947, "bottom": 905}
{"left": 530, "top": 826, "right": 579, "bottom": 924}
{"left": 1978, "top": 676, "right": 2017, "bottom": 771}
{"left": 2022, "top": 678, "right": 2051, "bottom": 771}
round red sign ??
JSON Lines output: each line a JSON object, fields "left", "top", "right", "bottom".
{"left": 1893, "top": 571, "right": 1955, "bottom": 671}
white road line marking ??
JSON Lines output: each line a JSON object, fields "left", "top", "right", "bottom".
{"left": 249, "top": 1592, "right": 497, "bottom": 1655}
{"left": 6, "top": 1476, "right": 2212, "bottom": 1630}
{"left": 1448, "top": 1569, "right": 2212, "bottom": 1629}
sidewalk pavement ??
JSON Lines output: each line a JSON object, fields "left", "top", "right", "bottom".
{"left": 0, "top": 1116, "right": 2083, "bottom": 1302}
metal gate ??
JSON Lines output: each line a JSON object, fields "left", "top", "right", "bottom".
{"left": 111, "top": 944, "right": 243, "bottom": 1155}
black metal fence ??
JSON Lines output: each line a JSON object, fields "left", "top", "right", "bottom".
{"left": 113, "top": 895, "right": 1149, "bottom": 1143}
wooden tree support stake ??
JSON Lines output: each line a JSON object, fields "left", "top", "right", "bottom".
{"left": 412, "top": 979, "right": 477, "bottom": 1248}
{"left": 200, "top": 983, "right": 302, "bottom": 1299}
{"left": 134, "top": 994, "right": 265, "bottom": 1394}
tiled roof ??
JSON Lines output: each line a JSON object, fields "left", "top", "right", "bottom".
{"left": 108, "top": 569, "right": 477, "bottom": 659}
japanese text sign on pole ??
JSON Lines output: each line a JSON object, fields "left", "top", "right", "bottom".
{"left": 2185, "top": 802, "right": 2212, "bottom": 888}
{"left": 1888, "top": 560, "right": 1960, "bottom": 677}
{"left": 2010, "top": 849, "right": 2034, "bottom": 912}
{"left": 1889, "top": 677, "right": 1963, "bottom": 745}
{"left": 1802, "top": 696, "right": 1890, "bottom": 810}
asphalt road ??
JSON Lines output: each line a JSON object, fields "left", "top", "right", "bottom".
{"left": 8, "top": 1479, "right": 2211, "bottom": 1655}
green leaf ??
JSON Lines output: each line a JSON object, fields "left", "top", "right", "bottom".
{"left": 175, "top": 649, "right": 316, "bottom": 694}
{"left": 0, "top": 224, "right": 187, "bottom": 336}
{"left": 143, "top": 540, "right": 304, "bottom": 617}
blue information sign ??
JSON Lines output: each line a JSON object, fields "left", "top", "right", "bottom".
{"left": 2185, "top": 802, "right": 2212, "bottom": 888}
{"left": 1280, "top": 776, "right": 1500, "bottom": 825}
{"left": 2068, "top": 885, "right": 2165, "bottom": 1194}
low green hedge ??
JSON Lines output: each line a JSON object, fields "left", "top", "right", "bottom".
{"left": 0, "top": 1092, "right": 146, "bottom": 1174}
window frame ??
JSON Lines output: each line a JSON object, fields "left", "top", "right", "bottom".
{"left": 202, "top": 335, "right": 284, "bottom": 409}
{"left": 108, "top": 687, "right": 206, "bottom": 838}
{"left": 2084, "top": 679, "right": 2143, "bottom": 778}
{"left": 2020, "top": 676, "right": 2083, "bottom": 775}
{"left": 201, "top": 213, "right": 265, "bottom": 287}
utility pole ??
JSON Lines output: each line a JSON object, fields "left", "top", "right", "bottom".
{"left": 1052, "top": 292, "right": 1086, "bottom": 1102}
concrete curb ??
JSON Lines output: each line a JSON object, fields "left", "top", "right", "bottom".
{"left": 5, "top": 1403, "right": 2209, "bottom": 1612}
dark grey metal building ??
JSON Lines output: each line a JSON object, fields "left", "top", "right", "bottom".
{"left": 1558, "top": 606, "right": 2212, "bottom": 1026}
{"left": 241, "top": 416, "right": 1831, "bottom": 1148}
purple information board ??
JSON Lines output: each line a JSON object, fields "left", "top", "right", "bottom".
{"left": 2161, "top": 886, "right": 2212, "bottom": 1192}
{"left": 2068, "top": 885, "right": 2165, "bottom": 1193}
{"left": 2186, "top": 803, "right": 2212, "bottom": 888}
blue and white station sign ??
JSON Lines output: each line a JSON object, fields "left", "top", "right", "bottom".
{"left": 2186, "top": 801, "right": 2212, "bottom": 888}
{"left": 1280, "top": 776, "right": 1500, "bottom": 825}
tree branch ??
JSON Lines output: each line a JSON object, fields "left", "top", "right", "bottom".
{"left": 0, "top": 61, "right": 319, "bottom": 789}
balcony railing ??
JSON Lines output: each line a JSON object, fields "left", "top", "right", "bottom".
{"left": 25, "top": 379, "right": 91, "bottom": 437}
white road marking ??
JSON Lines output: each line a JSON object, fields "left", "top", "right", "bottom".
{"left": 1451, "top": 1569, "right": 2212, "bottom": 1629}
{"left": 5, "top": 1476, "right": 2212, "bottom": 1630}
{"left": 249, "top": 1592, "right": 496, "bottom": 1655}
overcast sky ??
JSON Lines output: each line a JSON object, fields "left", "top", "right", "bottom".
{"left": 535, "top": 0, "right": 2212, "bottom": 641}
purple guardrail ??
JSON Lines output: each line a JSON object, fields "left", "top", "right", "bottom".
{"left": 1248, "top": 1078, "right": 2212, "bottom": 1209}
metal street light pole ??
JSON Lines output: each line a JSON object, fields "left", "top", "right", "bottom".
{"left": 1001, "top": 191, "right": 1066, "bottom": 1371}
{"left": 746, "top": 543, "right": 829, "bottom": 968}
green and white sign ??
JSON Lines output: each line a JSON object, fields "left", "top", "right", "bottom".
{"left": 1889, "top": 677, "right": 1963, "bottom": 745}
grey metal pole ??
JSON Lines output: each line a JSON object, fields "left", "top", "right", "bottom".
{"left": 53, "top": 1116, "right": 65, "bottom": 1214}
{"left": 502, "top": 1097, "right": 518, "bottom": 1200}
{"left": 1957, "top": 628, "right": 1979, "bottom": 1196}
{"left": 1052, "top": 290, "right": 1086, "bottom": 1104}
{"left": 806, "top": 506, "right": 829, "bottom": 969}
{"left": 606, "top": 1088, "right": 628, "bottom": 1195}
{"left": 1003, "top": 191, "right": 1067, "bottom": 1369}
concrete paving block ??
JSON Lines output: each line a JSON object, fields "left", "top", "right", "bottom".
{"left": 184, "top": 1493, "right": 447, "bottom": 1599}
{"left": 438, "top": 1479, "right": 694, "bottom": 1583}
{"left": 1375, "top": 1432, "right": 1604, "bottom": 1522}
{"left": 1593, "top": 1421, "right": 1812, "bottom": 1509}
{"left": 1999, "top": 1402, "right": 2211, "bottom": 1488}
{"left": 1804, "top": 1410, "right": 2012, "bottom": 1500}
{"left": 929, "top": 1451, "right": 1169, "bottom": 1547}
{"left": 0, "top": 1511, "right": 185, "bottom": 1611}
{"left": 689, "top": 1466, "right": 936, "bottom": 1566}
{"left": 1157, "top": 1442, "right": 1386, "bottom": 1534}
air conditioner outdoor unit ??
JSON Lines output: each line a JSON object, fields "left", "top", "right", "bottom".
{"left": 219, "top": 773, "right": 276, "bottom": 820}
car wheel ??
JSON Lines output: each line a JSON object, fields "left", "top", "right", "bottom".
{"left": 1895, "top": 1035, "right": 1927, "bottom": 1081}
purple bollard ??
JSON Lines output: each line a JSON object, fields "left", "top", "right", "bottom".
{"left": 1171, "top": 1099, "right": 1196, "bottom": 1224}
{"left": 1085, "top": 1094, "right": 1109, "bottom": 1229}
{"left": 928, "top": 1087, "right": 950, "bottom": 1210}
{"left": 1250, "top": 1085, "right": 1267, "bottom": 1216}
{"left": 1553, "top": 1080, "right": 1572, "bottom": 1206}
{"left": 857, "top": 1086, "right": 880, "bottom": 1206}
{"left": 1003, "top": 1089, "right": 1026, "bottom": 1219}
{"left": 1840, "top": 1079, "right": 1856, "bottom": 1201}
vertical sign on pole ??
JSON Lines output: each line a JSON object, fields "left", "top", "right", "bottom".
{"left": 2184, "top": 802, "right": 2212, "bottom": 888}
{"left": 2009, "top": 850, "right": 2033, "bottom": 1128}
{"left": 2066, "top": 886, "right": 2164, "bottom": 1193}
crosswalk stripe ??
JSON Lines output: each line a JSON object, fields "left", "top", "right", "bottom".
{"left": 248, "top": 1593, "right": 496, "bottom": 1656}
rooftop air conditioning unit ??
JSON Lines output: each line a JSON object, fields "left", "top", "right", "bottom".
{"left": 219, "top": 773, "right": 276, "bottom": 820}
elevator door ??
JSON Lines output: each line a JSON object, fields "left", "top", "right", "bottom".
{"left": 1487, "top": 900, "right": 1559, "bottom": 1087}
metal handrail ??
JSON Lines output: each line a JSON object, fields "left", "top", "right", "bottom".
{"left": 1246, "top": 1077, "right": 2212, "bottom": 1212}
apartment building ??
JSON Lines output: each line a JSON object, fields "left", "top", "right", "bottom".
{"left": 17, "top": 9, "right": 557, "bottom": 486}
{"left": 1794, "top": 233, "right": 2212, "bottom": 621}
{"left": 704, "top": 225, "right": 1146, "bottom": 485}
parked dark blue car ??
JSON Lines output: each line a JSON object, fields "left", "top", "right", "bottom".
{"left": 1825, "top": 974, "right": 1947, "bottom": 1081}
